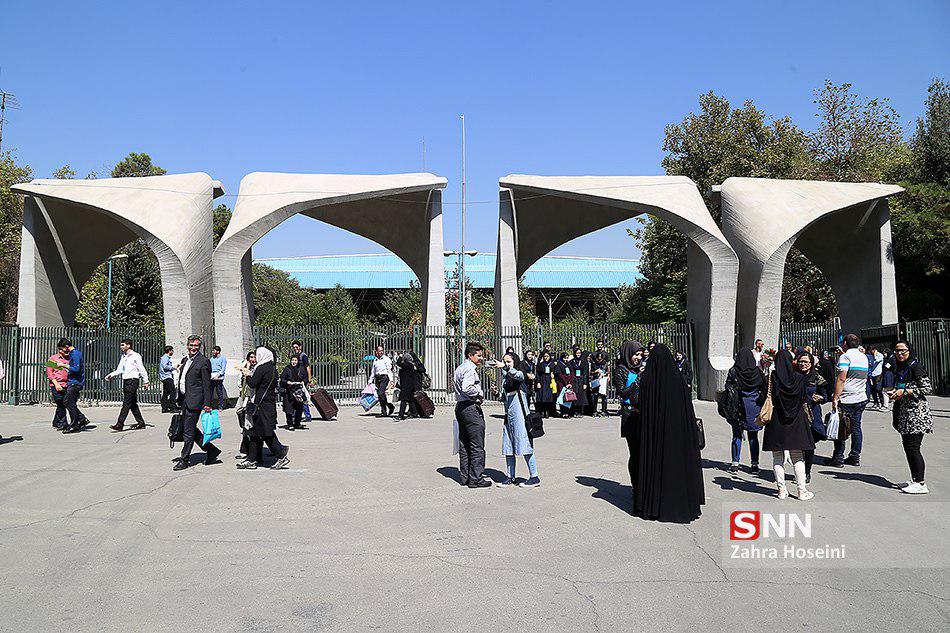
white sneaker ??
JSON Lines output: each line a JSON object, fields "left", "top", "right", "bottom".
{"left": 777, "top": 485, "right": 789, "bottom": 500}
{"left": 798, "top": 488, "right": 814, "bottom": 501}
{"left": 899, "top": 480, "right": 913, "bottom": 489}
{"left": 901, "top": 482, "right": 929, "bottom": 495}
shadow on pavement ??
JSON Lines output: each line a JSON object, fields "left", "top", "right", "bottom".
{"left": 711, "top": 475, "right": 777, "bottom": 497}
{"left": 0, "top": 435, "right": 24, "bottom": 445}
{"left": 437, "top": 466, "right": 508, "bottom": 484}
{"left": 575, "top": 476, "right": 632, "bottom": 515}
{"left": 818, "top": 470, "right": 900, "bottom": 490}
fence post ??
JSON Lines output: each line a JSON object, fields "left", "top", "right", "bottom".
{"left": 9, "top": 325, "right": 20, "bottom": 405}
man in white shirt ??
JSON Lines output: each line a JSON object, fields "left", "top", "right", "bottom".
{"left": 868, "top": 345, "right": 886, "bottom": 410}
{"left": 831, "top": 333, "right": 869, "bottom": 467}
{"left": 369, "top": 345, "right": 395, "bottom": 417}
{"left": 751, "top": 339, "right": 765, "bottom": 366}
{"left": 106, "top": 338, "right": 149, "bottom": 431}
{"left": 454, "top": 341, "right": 492, "bottom": 488}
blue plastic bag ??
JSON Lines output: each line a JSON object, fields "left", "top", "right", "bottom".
{"left": 359, "top": 393, "right": 379, "bottom": 411}
{"left": 556, "top": 389, "right": 572, "bottom": 409}
{"left": 200, "top": 409, "right": 221, "bottom": 445}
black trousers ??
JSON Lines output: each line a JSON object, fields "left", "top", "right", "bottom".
{"left": 64, "top": 384, "right": 85, "bottom": 426}
{"left": 161, "top": 378, "right": 177, "bottom": 412}
{"left": 180, "top": 408, "right": 220, "bottom": 461}
{"left": 375, "top": 376, "right": 393, "bottom": 414}
{"left": 117, "top": 378, "right": 145, "bottom": 425}
{"left": 901, "top": 433, "right": 925, "bottom": 482}
{"left": 50, "top": 386, "right": 67, "bottom": 427}
{"left": 398, "top": 397, "right": 420, "bottom": 419}
{"left": 591, "top": 392, "right": 607, "bottom": 414}
{"left": 625, "top": 433, "right": 638, "bottom": 492}
{"left": 248, "top": 435, "right": 286, "bottom": 464}
{"left": 456, "top": 401, "right": 486, "bottom": 484}
{"left": 210, "top": 380, "right": 226, "bottom": 410}
{"left": 285, "top": 400, "right": 303, "bottom": 427}
{"left": 803, "top": 449, "right": 814, "bottom": 476}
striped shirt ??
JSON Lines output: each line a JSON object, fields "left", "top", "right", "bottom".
{"left": 837, "top": 348, "right": 869, "bottom": 404}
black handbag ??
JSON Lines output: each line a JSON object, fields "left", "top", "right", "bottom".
{"left": 167, "top": 413, "right": 184, "bottom": 447}
{"left": 516, "top": 389, "right": 544, "bottom": 438}
{"left": 695, "top": 417, "right": 705, "bottom": 450}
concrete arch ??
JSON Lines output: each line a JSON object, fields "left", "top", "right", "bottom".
{"left": 719, "top": 177, "right": 904, "bottom": 348}
{"left": 213, "top": 172, "right": 447, "bottom": 391}
{"left": 494, "top": 175, "right": 739, "bottom": 399}
{"left": 12, "top": 173, "right": 222, "bottom": 347}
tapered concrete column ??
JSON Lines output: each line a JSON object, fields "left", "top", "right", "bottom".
{"left": 421, "top": 189, "right": 447, "bottom": 392}
{"left": 493, "top": 175, "right": 739, "bottom": 399}
{"left": 213, "top": 172, "right": 448, "bottom": 394}
{"left": 720, "top": 178, "right": 903, "bottom": 349}
{"left": 12, "top": 174, "right": 220, "bottom": 348}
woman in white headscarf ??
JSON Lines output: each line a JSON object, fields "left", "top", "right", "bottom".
{"left": 238, "top": 346, "right": 290, "bottom": 470}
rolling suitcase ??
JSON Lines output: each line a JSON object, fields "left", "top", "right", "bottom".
{"left": 413, "top": 391, "right": 435, "bottom": 418}
{"left": 311, "top": 388, "right": 339, "bottom": 420}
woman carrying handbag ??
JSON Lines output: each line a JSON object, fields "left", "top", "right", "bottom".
{"left": 497, "top": 352, "right": 541, "bottom": 488}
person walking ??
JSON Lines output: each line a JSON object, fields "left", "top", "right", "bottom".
{"left": 237, "top": 347, "right": 290, "bottom": 470}
{"left": 396, "top": 351, "right": 424, "bottom": 419}
{"left": 291, "top": 340, "right": 313, "bottom": 423}
{"left": 106, "top": 338, "right": 150, "bottom": 431}
{"left": 763, "top": 350, "right": 815, "bottom": 500}
{"left": 235, "top": 350, "right": 257, "bottom": 461}
{"left": 173, "top": 335, "right": 221, "bottom": 470}
{"left": 534, "top": 350, "right": 557, "bottom": 418}
{"left": 723, "top": 349, "right": 765, "bottom": 474}
{"left": 280, "top": 354, "right": 308, "bottom": 430}
{"left": 633, "top": 344, "right": 704, "bottom": 523}
{"left": 831, "top": 333, "right": 869, "bottom": 468}
{"left": 209, "top": 346, "right": 227, "bottom": 410}
{"left": 889, "top": 341, "right": 933, "bottom": 494}
{"left": 45, "top": 345, "right": 70, "bottom": 430}
{"left": 159, "top": 346, "right": 177, "bottom": 413}
{"left": 59, "top": 338, "right": 89, "bottom": 434}
{"left": 370, "top": 345, "right": 395, "bottom": 417}
{"left": 497, "top": 352, "right": 540, "bottom": 488}
{"left": 796, "top": 350, "right": 830, "bottom": 484}
{"left": 613, "top": 341, "right": 643, "bottom": 497}
{"left": 454, "top": 342, "right": 491, "bottom": 488}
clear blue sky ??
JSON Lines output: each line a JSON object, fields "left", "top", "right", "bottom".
{"left": 2, "top": 0, "right": 947, "bottom": 260}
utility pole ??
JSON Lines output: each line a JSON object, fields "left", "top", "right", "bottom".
{"left": 0, "top": 90, "right": 20, "bottom": 152}
{"left": 422, "top": 136, "right": 426, "bottom": 171}
{"left": 459, "top": 114, "right": 467, "bottom": 343}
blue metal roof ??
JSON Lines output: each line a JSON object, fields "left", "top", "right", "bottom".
{"left": 256, "top": 253, "right": 641, "bottom": 290}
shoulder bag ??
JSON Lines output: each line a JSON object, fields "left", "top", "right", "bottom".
{"left": 755, "top": 373, "right": 773, "bottom": 425}
{"left": 516, "top": 388, "right": 545, "bottom": 438}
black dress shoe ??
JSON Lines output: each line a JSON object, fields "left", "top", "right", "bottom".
{"left": 844, "top": 455, "right": 860, "bottom": 467}
{"left": 468, "top": 478, "right": 492, "bottom": 489}
{"left": 173, "top": 460, "right": 189, "bottom": 471}
{"left": 171, "top": 456, "right": 184, "bottom": 463}
{"left": 204, "top": 458, "right": 222, "bottom": 466}
{"left": 110, "top": 423, "right": 124, "bottom": 431}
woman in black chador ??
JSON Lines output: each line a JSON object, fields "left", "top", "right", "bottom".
{"left": 633, "top": 344, "right": 704, "bottom": 523}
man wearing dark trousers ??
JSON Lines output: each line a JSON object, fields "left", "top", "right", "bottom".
{"left": 107, "top": 338, "right": 150, "bottom": 431}
{"left": 453, "top": 341, "right": 492, "bottom": 488}
{"left": 59, "top": 338, "right": 90, "bottom": 434}
{"left": 173, "top": 335, "right": 221, "bottom": 470}
{"left": 159, "top": 345, "right": 177, "bottom": 413}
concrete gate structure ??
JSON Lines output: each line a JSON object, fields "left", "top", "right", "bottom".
{"left": 493, "top": 175, "right": 739, "bottom": 399}
{"left": 212, "top": 172, "right": 447, "bottom": 393}
{"left": 719, "top": 177, "right": 904, "bottom": 349}
{"left": 12, "top": 174, "right": 223, "bottom": 348}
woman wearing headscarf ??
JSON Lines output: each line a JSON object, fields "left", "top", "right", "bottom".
{"left": 498, "top": 352, "right": 540, "bottom": 487}
{"left": 280, "top": 354, "right": 309, "bottom": 430}
{"left": 723, "top": 348, "right": 765, "bottom": 474}
{"left": 396, "top": 351, "right": 424, "bottom": 420}
{"left": 633, "top": 344, "right": 704, "bottom": 523}
{"left": 521, "top": 350, "right": 537, "bottom": 411}
{"left": 674, "top": 350, "right": 693, "bottom": 389}
{"left": 568, "top": 347, "right": 591, "bottom": 417}
{"left": 795, "top": 350, "right": 830, "bottom": 484}
{"left": 889, "top": 341, "right": 933, "bottom": 494}
{"left": 762, "top": 349, "right": 815, "bottom": 500}
{"left": 555, "top": 351, "right": 575, "bottom": 418}
{"left": 235, "top": 350, "right": 257, "bottom": 461}
{"left": 237, "top": 347, "right": 290, "bottom": 470}
{"left": 534, "top": 350, "right": 557, "bottom": 418}
{"left": 590, "top": 346, "right": 610, "bottom": 417}
{"left": 818, "top": 349, "right": 837, "bottom": 388}
{"left": 612, "top": 341, "right": 643, "bottom": 496}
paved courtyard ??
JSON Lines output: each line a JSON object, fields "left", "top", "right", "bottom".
{"left": 1, "top": 399, "right": 948, "bottom": 632}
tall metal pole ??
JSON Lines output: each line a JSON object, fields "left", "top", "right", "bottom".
{"left": 105, "top": 258, "right": 114, "bottom": 331}
{"left": 459, "top": 114, "right": 466, "bottom": 342}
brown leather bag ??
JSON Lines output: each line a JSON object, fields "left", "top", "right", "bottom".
{"left": 755, "top": 373, "right": 773, "bottom": 425}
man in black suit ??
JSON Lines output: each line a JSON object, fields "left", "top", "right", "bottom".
{"left": 173, "top": 335, "right": 221, "bottom": 470}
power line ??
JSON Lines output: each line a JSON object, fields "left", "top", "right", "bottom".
{"left": 0, "top": 89, "right": 21, "bottom": 153}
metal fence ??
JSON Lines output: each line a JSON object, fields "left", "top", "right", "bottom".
{"left": 778, "top": 319, "right": 841, "bottom": 354}
{"left": 906, "top": 320, "right": 950, "bottom": 396}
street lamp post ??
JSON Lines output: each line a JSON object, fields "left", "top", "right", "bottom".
{"left": 105, "top": 253, "right": 129, "bottom": 331}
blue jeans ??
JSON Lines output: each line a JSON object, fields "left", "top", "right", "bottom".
{"left": 302, "top": 403, "right": 312, "bottom": 422}
{"left": 506, "top": 454, "right": 538, "bottom": 479}
{"left": 731, "top": 424, "right": 759, "bottom": 465}
{"left": 833, "top": 400, "right": 866, "bottom": 461}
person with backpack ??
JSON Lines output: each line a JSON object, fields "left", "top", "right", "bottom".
{"left": 722, "top": 348, "right": 765, "bottom": 474}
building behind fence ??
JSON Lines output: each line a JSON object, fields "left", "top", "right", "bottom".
{"left": 1, "top": 320, "right": 947, "bottom": 406}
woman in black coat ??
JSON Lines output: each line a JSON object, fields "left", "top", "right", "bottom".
{"left": 237, "top": 347, "right": 290, "bottom": 470}
{"left": 280, "top": 355, "right": 309, "bottom": 430}
{"left": 555, "top": 352, "right": 574, "bottom": 418}
{"left": 534, "top": 350, "right": 557, "bottom": 418}
{"left": 762, "top": 349, "right": 815, "bottom": 500}
{"left": 567, "top": 348, "right": 591, "bottom": 416}
{"left": 613, "top": 341, "right": 643, "bottom": 496}
{"left": 396, "top": 351, "right": 424, "bottom": 419}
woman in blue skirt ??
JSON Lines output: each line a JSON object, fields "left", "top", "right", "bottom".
{"left": 498, "top": 352, "right": 540, "bottom": 488}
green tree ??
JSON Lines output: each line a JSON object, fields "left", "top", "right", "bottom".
{"left": 379, "top": 284, "right": 423, "bottom": 326}
{"left": 911, "top": 78, "right": 950, "bottom": 185}
{"left": 0, "top": 151, "right": 32, "bottom": 322}
{"left": 110, "top": 152, "right": 167, "bottom": 178}
{"left": 212, "top": 204, "right": 231, "bottom": 248}
{"left": 52, "top": 165, "right": 76, "bottom": 179}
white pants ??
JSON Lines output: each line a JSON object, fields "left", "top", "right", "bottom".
{"left": 773, "top": 450, "right": 807, "bottom": 489}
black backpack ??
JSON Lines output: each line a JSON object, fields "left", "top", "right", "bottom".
{"left": 167, "top": 414, "right": 184, "bottom": 447}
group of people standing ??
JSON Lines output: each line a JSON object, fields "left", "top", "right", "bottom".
{"left": 367, "top": 344, "right": 431, "bottom": 420}
{"left": 722, "top": 333, "right": 935, "bottom": 497}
